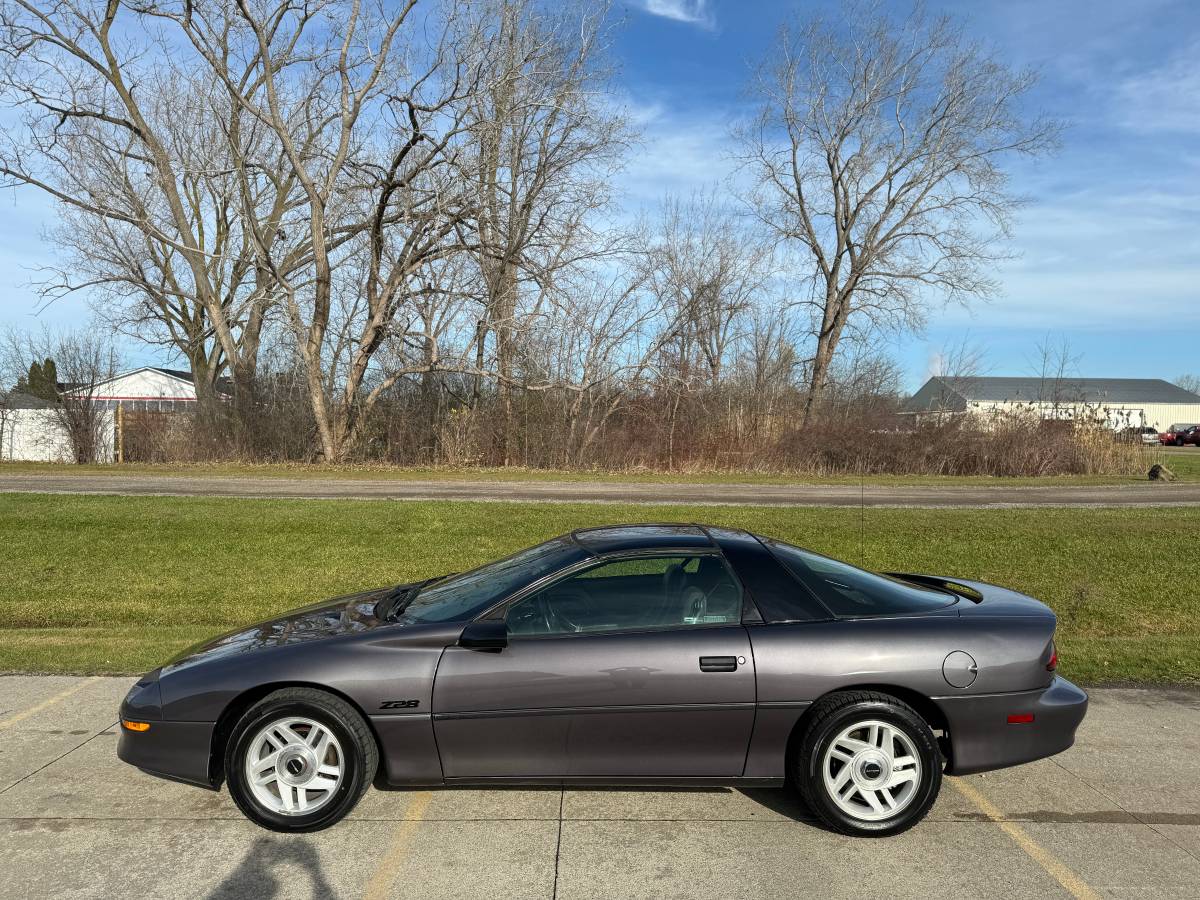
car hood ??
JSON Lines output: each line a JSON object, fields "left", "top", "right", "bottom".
{"left": 161, "top": 586, "right": 395, "bottom": 674}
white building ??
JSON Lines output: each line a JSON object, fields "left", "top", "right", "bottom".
{"left": 904, "top": 376, "right": 1200, "bottom": 431}
{"left": 0, "top": 367, "right": 214, "bottom": 462}
{"left": 0, "top": 393, "right": 84, "bottom": 462}
{"left": 85, "top": 366, "right": 218, "bottom": 411}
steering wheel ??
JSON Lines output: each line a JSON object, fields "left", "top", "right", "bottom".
{"left": 507, "top": 592, "right": 554, "bottom": 635}
{"left": 544, "top": 586, "right": 597, "bottom": 633}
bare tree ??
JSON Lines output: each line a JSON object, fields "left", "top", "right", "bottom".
{"left": 644, "top": 191, "right": 775, "bottom": 464}
{"left": 1175, "top": 374, "right": 1200, "bottom": 395}
{"left": 931, "top": 337, "right": 988, "bottom": 382}
{"left": 457, "top": 0, "right": 630, "bottom": 462}
{"left": 541, "top": 259, "right": 659, "bottom": 463}
{"left": 4, "top": 327, "right": 118, "bottom": 463}
{"left": 737, "top": 1, "right": 1059, "bottom": 425}
{"left": 650, "top": 191, "right": 773, "bottom": 390}
{"left": 916, "top": 336, "right": 989, "bottom": 419}
{"left": 0, "top": 384, "right": 13, "bottom": 461}
{"left": 163, "top": 0, "right": 504, "bottom": 462}
{"left": 1027, "top": 333, "right": 1082, "bottom": 418}
{"left": 823, "top": 349, "right": 902, "bottom": 414}
{"left": 0, "top": 1, "right": 303, "bottom": 413}
{"left": 739, "top": 306, "right": 801, "bottom": 407}
{"left": 0, "top": 1, "right": 640, "bottom": 464}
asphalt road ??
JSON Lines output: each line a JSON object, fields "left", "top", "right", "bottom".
{"left": 2, "top": 472, "right": 1200, "bottom": 507}
{"left": 1, "top": 676, "right": 1198, "bottom": 899}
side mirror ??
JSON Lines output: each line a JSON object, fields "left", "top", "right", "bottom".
{"left": 458, "top": 619, "right": 508, "bottom": 651}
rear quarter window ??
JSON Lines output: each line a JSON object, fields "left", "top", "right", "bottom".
{"left": 763, "top": 540, "right": 957, "bottom": 618}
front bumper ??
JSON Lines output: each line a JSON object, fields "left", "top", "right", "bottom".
{"left": 117, "top": 679, "right": 217, "bottom": 790}
{"left": 935, "top": 676, "right": 1088, "bottom": 776}
{"left": 116, "top": 719, "right": 217, "bottom": 789}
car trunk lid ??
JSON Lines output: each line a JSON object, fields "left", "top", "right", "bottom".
{"left": 886, "top": 573, "right": 1056, "bottom": 619}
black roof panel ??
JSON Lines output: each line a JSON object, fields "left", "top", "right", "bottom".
{"left": 0, "top": 390, "right": 55, "bottom": 409}
{"left": 571, "top": 524, "right": 714, "bottom": 554}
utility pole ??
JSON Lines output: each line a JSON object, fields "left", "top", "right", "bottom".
{"left": 116, "top": 401, "right": 124, "bottom": 464}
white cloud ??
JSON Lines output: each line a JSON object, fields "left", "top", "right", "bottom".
{"left": 615, "top": 95, "right": 741, "bottom": 209}
{"left": 637, "top": 1, "right": 715, "bottom": 29}
{"left": 932, "top": 180, "right": 1200, "bottom": 332}
{"left": 1114, "top": 38, "right": 1200, "bottom": 133}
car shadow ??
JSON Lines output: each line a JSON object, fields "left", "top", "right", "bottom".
{"left": 207, "top": 836, "right": 335, "bottom": 900}
{"left": 373, "top": 782, "right": 828, "bottom": 829}
{"left": 736, "top": 787, "right": 823, "bottom": 825}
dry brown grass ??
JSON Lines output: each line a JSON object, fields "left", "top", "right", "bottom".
{"left": 110, "top": 394, "right": 1147, "bottom": 479}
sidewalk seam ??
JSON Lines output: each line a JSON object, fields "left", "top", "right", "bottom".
{"left": 551, "top": 789, "right": 564, "bottom": 900}
{"left": 1050, "top": 756, "right": 1200, "bottom": 864}
{"left": 0, "top": 721, "right": 116, "bottom": 797}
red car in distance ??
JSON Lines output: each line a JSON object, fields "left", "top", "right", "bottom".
{"left": 1160, "top": 424, "right": 1199, "bottom": 446}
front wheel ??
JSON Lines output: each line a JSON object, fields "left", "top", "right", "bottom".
{"left": 794, "top": 691, "right": 942, "bottom": 837}
{"left": 225, "top": 688, "right": 378, "bottom": 832}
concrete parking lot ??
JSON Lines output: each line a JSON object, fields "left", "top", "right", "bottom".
{"left": 1, "top": 676, "right": 1198, "bottom": 899}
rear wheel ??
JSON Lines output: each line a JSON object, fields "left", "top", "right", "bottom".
{"left": 225, "top": 688, "right": 377, "bottom": 832}
{"left": 794, "top": 691, "right": 942, "bottom": 837}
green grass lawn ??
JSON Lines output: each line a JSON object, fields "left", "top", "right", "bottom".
{"left": 0, "top": 493, "right": 1196, "bottom": 684}
{"left": 1159, "top": 449, "right": 1200, "bottom": 481}
{"left": 3, "top": 450, "right": 1198, "bottom": 485}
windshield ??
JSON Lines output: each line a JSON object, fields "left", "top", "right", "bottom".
{"left": 393, "top": 536, "right": 589, "bottom": 625}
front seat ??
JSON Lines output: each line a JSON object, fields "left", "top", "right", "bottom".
{"left": 678, "top": 557, "right": 733, "bottom": 623}
{"left": 659, "top": 562, "right": 689, "bottom": 625}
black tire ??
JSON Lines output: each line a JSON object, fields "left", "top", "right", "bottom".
{"left": 793, "top": 691, "right": 942, "bottom": 837}
{"left": 225, "top": 687, "right": 378, "bottom": 833}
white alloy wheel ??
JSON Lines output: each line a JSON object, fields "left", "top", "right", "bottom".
{"left": 243, "top": 716, "right": 344, "bottom": 816}
{"left": 821, "top": 718, "right": 922, "bottom": 822}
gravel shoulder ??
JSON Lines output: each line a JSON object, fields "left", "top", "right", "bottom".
{"left": 3, "top": 471, "right": 1199, "bottom": 507}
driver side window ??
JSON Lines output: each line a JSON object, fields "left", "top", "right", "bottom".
{"left": 506, "top": 554, "right": 743, "bottom": 637}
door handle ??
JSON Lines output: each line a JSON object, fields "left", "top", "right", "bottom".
{"left": 699, "top": 655, "right": 738, "bottom": 672}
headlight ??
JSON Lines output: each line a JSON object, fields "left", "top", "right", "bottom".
{"left": 121, "top": 676, "right": 163, "bottom": 721}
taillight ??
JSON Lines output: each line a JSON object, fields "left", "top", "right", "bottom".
{"left": 1047, "top": 642, "right": 1058, "bottom": 672}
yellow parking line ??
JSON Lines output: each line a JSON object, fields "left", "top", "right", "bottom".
{"left": 950, "top": 778, "right": 1100, "bottom": 900}
{"left": 0, "top": 676, "right": 102, "bottom": 730}
{"left": 362, "top": 790, "right": 432, "bottom": 900}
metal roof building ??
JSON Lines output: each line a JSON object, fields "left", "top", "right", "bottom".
{"left": 0, "top": 391, "right": 87, "bottom": 462}
{"left": 78, "top": 366, "right": 230, "bottom": 411}
{"left": 2, "top": 367, "right": 217, "bottom": 461}
{"left": 904, "top": 377, "right": 1200, "bottom": 431}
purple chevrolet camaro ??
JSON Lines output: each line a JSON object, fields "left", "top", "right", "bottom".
{"left": 118, "top": 523, "right": 1087, "bottom": 836}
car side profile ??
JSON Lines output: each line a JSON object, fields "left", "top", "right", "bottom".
{"left": 117, "top": 524, "right": 1088, "bottom": 837}
{"left": 1160, "top": 423, "right": 1199, "bottom": 445}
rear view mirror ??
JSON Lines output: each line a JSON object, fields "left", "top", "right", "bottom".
{"left": 458, "top": 620, "right": 508, "bottom": 651}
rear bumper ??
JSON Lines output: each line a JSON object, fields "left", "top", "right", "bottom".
{"left": 116, "top": 718, "right": 217, "bottom": 790}
{"left": 935, "top": 676, "right": 1088, "bottom": 776}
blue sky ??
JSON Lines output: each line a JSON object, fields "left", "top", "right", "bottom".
{"left": 1, "top": 0, "right": 1198, "bottom": 392}
{"left": 613, "top": 0, "right": 1200, "bottom": 390}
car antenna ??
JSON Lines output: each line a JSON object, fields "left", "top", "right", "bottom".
{"left": 860, "top": 468, "right": 866, "bottom": 568}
